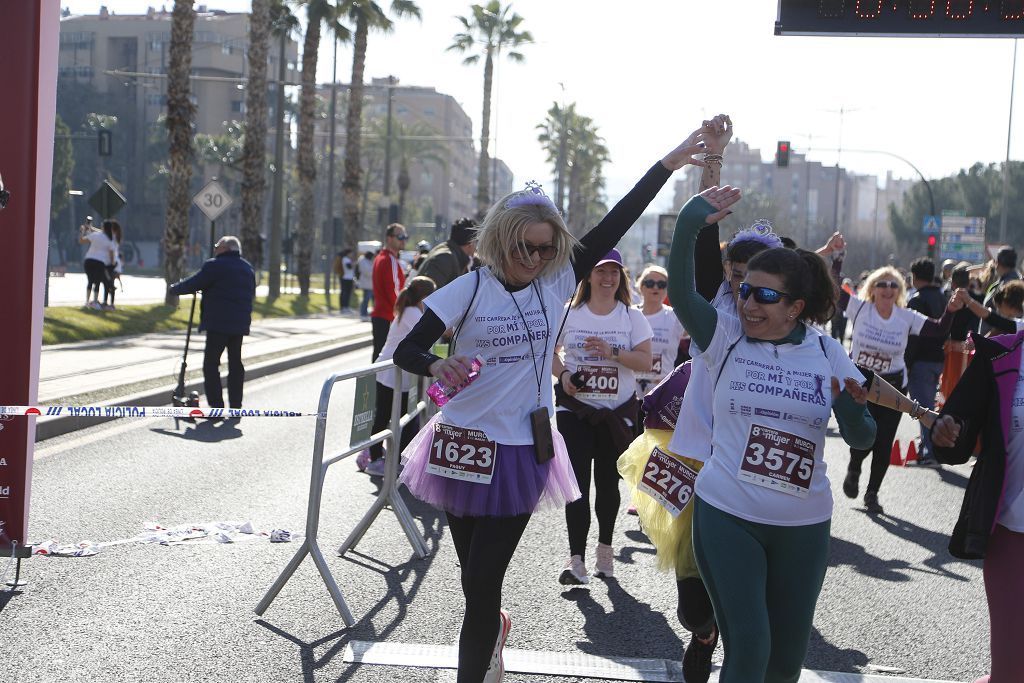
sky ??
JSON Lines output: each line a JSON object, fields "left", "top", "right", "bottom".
{"left": 64, "top": 0, "right": 1024, "bottom": 213}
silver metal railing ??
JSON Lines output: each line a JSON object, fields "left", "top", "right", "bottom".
{"left": 255, "top": 361, "right": 433, "bottom": 625}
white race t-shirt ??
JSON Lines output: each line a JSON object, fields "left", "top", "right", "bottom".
{"left": 635, "top": 305, "right": 686, "bottom": 395}
{"left": 376, "top": 306, "right": 423, "bottom": 391}
{"left": 846, "top": 296, "right": 928, "bottom": 383}
{"left": 356, "top": 256, "right": 374, "bottom": 290}
{"left": 84, "top": 231, "right": 115, "bottom": 264}
{"left": 424, "top": 265, "right": 576, "bottom": 445}
{"left": 557, "top": 301, "right": 652, "bottom": 409}
{"left": 342, "top": 256, "right": 355, "bottom": 281}
{"left": 694, "top": 313, "right": 861, "bottom": 526}
{"left": 668, "top": 281, "right": 737, "bottom": 461}
{"left": 999, "top": 363, "right": 1024, "bottom": 532}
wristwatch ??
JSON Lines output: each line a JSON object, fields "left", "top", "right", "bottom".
{"left": 611, "top": 346, "right": 619, "bottom": 358}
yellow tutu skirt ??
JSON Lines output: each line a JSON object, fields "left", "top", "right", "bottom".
{"left": 617, "top": 428, "right": 704, "bottom": 580}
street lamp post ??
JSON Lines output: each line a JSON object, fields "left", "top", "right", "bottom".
{"left": 1000, "top": 39, "right": 1018, "bottom": 245}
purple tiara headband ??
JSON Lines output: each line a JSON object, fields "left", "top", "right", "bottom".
{"left": 505, "top": 180, "right": 558, "bottom": 211}
{"left": 729, "top": 219, "right": 782, "bottom": 249}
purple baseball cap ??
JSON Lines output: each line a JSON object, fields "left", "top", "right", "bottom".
{"left": 594, "top": 248, "right": 623, "bottom": 268}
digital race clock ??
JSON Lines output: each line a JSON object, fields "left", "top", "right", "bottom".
{"left": 776, "top": 0, "right": 1024, "bottom": 36}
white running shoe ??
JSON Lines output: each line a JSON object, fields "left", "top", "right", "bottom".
{"left": 482, "top": 609, "right": 511, "bottom": 682}
{"left": 593, "top": 543, "right": 615, "bottom": 578}
{"left": 558, "top": 555, "right": 590, "bottom": 585}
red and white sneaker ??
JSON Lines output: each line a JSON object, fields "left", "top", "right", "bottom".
{"left": 482, "top": 609, "right": 512, "bottom": 682}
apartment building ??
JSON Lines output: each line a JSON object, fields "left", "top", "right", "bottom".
{"left": 58, "top": 5, "right": 299, "bottom": 249}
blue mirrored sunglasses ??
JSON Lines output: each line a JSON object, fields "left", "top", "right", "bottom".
{"left": 739, "top": 282, "right": 790, "bottom": 304}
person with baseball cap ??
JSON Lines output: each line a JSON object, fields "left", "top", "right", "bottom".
{"left": 417, "top": 217, "right": 477, "bottom": 290}
{"left": 553, "top": 247, "right": 653, "bottom": 583}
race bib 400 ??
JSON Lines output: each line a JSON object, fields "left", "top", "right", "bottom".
{"left": 638, "top": 446, "right": 698, "bottom": 517}
{"left": 427, "top": 423, "right": 496, "bottom": 484}
{"left": 576, "top": 364, "right": 619, "bottom": 400}
{"left": 737, "top": 424, "right": 816, "bottom": 499}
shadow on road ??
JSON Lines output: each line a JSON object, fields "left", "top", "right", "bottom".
{"left": 864, "top": 512, "right": 976, "bottom": 580}
{"left": 149, "top": 418, "right": 244, "bottom": 442}
{"left": 829, "top": 535, "right": 915, "bottom": 582}
{"left": 563, "top": 576, "right": 682, "bottom": 660}
{"left": 805, "top": 625, "right": 869, "bottom": 673}
{"left": 255, "top": 489, "right": 446, "bottom": 682}
{"left": 619, "top": 527, "right": 655, "bottom": 566}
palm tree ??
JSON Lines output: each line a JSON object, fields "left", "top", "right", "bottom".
{"left": 267, "top": 0, "right": 299, "bottom": 299}
{"left": 448, "top": 1, "right": 531, "bottom": 215}
{"left": 162, "top": 0, "right": 196, "bottom": 305}
{"left": 364, "top": 118, "right": 447, "bottom": 222}
{"left": 338, "top": 0, "right": 422, "bottom": 244}
{"left": 537, "top": 105, "right": 609, "bottom": 237}
{"left": 536, "top": 101, "right": 576, "bottom": 215}
{"left": 295, "top": 0, "right": 349, "bottom": 296}
{"left": 240, "top": 0, "right": 271, "bottom": 271}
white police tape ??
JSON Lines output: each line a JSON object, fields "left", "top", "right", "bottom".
{"left": 0, "top": 405, "right": 322, "bottom": 419}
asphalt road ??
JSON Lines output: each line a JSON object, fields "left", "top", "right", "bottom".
{"left": 1, "top": 348, "right": 987, "bottom": 682}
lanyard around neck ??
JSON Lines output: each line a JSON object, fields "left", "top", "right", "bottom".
{"left": 509, "top": 280, "right": 549, "bottom": 407}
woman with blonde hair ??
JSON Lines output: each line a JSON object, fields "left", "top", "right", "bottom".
{"left": 633, "top": 265, "right": 687, "bottom": 397}
{"left": 840, "top": 264, "right": 967, "bottom": 513}
{"left": 392, "top": 132, "right": 708, "bottom": 683}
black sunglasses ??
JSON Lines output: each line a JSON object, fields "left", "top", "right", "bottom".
{"left": 739, "top": 282, "right": 791, "bottom": 304}
{"left": 515, "top": 242, "right": 558, "bottom": 261}
{"left": 392, "top": 234, "right": 409, "bottom": 241}
{"left": 874, "top": 280, "right": 900, "bottom": 289}
{"left": 642, "top": 279, "right": 668, "bottom": 289}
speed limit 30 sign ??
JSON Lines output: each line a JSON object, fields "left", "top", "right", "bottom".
{"left": 193, "top": 180, "right": 233, "bottom": 222}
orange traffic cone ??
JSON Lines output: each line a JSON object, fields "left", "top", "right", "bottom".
{"left": 890, "top": 439, "right": 905, "bottom": 466}
{"left": 905, "top": 439, "right": 918, "bottom": 464}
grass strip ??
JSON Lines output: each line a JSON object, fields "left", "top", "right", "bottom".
{"left": 43, "top": 293, "right": 338, "bottom": 345}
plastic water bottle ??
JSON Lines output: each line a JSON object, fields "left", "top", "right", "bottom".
{"left": 427, "top": 355, "right": 484, "bottom": 407}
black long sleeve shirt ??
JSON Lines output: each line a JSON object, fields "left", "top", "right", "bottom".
{"left": 394, "top": 161, "right": 682, "bottom": 376}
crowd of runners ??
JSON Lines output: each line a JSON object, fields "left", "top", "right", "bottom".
{"left": 349, "top": 115, "right": 1020, "bottom": 683}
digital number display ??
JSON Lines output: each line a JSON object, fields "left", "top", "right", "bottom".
{"left": 776, "top": 0, "right": 1024, "bottom": 36}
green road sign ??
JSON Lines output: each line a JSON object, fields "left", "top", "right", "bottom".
{"left": 87, "top": 180, "right": 126, "bottom": 219}
{"left": 350, "top": 374, "right": 376, "bottom": 446}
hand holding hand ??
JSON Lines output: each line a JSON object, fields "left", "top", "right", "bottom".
{"left": 429, "top": 355, "right": 478, "bottom": 389}
{"left": 661, "top": 127, "right": 708, "bottom": 171}
{"left": 947, "top": 288, "right": 968, "bottom": 312}
{"left": 697, "top": 185, "right": 742, "bottom": 224}
{"left": 931, "top": 414, "right": 961, "bottom": 448}
{"left": 821, "top": 232, "right": 846, "bottom": 257}
{"left": 701, "top": 114, "right": 733, "bottom": 155}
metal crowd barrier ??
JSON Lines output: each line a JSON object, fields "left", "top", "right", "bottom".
{"left": 255, "top": 361, "right": 433, "bottom": 626}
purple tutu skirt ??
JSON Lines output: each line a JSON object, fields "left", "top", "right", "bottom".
{"left": 399, "top": 412, "right": 581, "bottom": 518}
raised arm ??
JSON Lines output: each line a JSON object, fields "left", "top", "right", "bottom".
{"left": 574, "top": 131, "right": 707, "bottom": 281}
{"left": 693, "top": 115, "right": 734, "bottom": 302}
{"left": 666, "top": 187, "right": 742, "bottom": 350}
{"left": 918, "top": 288, "right": 966, "bottom": 337}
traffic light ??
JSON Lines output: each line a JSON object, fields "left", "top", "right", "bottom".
{"left": 927, "top": 234, "right": 937, "bottom": 259}
{"left": 98, "top": 130, "right": 112, "bottom": 157}
{"left": 776, "top": 140, "right": 790, "bottom": 168}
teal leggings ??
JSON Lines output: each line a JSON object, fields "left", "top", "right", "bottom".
{"left": 692, "top": 496, "right": 830, "bottom": 683}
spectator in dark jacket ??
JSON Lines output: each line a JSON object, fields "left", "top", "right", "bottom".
{"left": 932, "top": 330, "right": 1024, "bottom": 683}
{"left": 169, "top": 236, "right": 256, "bottom": 409}
{"left": 416, "top": 217, "right": 476, "bottom": 290}
{"left": 905, "top": 258, "right": 948, "bottom": 466}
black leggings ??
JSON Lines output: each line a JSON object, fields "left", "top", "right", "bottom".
{"left": 848, "top": 386, "right": 905, "bottom": 494}
{"left": 677, "top": 576, "right": 716, "bottom": 637}
{"left": 557, "top": 410, "right": 623, "bottom": 559}
{"left": 104, "top": 265, "right": 116, "bottom": 307}
{"left": 368, "top": 382, "right": 418, "bottom": 461}
{"left": 84, "top": 258, "right": 106, "bottom": 302}
{"left": 446, "top": 512, "right": 530, "bottom": 683}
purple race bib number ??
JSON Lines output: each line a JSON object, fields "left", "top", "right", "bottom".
{"left": 638, "top": 446, "right": 698, "bottom": 517}
{"left": 737, "top": 424, "right": 816, "bottom": 498}
{"left": 576, "top": 364, "right": 619, "bottom": 400}
{"left": 427, "top": 423, "right": 496, "bottom": 484}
